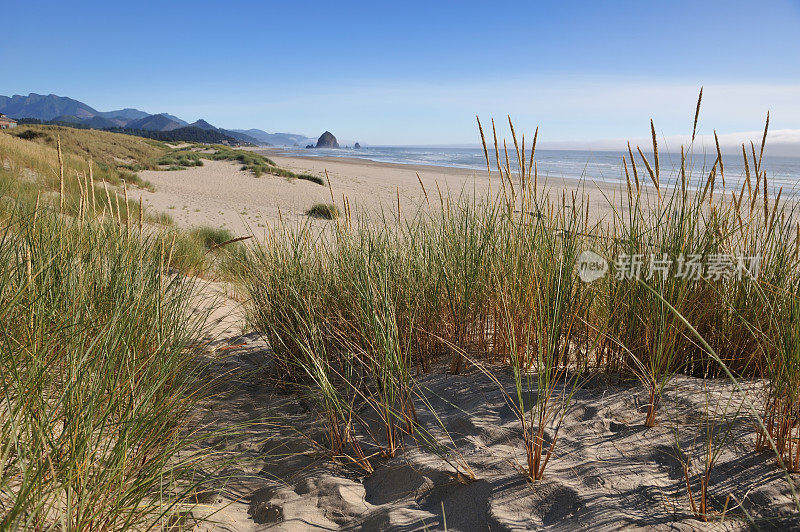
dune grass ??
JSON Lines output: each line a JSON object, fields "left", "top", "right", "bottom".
{"left": 1, "top": 125, "right": 154, "bottom": 192}
{"left": 0, "top": 133, "right": 232, "bottom": 526}
{"left": 234, "top": 98, "right": 800, "bottom": 521}
{"left": 2, "top": 126, "right": 325, "bottom": 196}
{"left": 8, "top": 124, "right": 167, "bottom": 168}
{"left": 202, "top": 146, "right": 277, "bottom": 177}
{"left": 0, "top": 196, "right": 212, "bottom": 529}
{"left": 306, "top": 203, "right": 340, "bottom": 219}
{"left": 156, "top": 151, "right": 204, "bottom": 168}
{"left": 188, "top": 225, "right": 236, "bottom": 249}
{"left": 266, "top": 166, "right": 326, "bottom": 185}
{"left": 201, "top": 146, "right": 325, "bottom": 184}
{"left": 6, "top": 124, "right": 166, "bottom": 189}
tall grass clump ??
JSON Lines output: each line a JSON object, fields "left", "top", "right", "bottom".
{"left": 599, "top": 147, "right": 717, "bottom": 426}
{"left": 200, "top": 146, "right": 325, "bottom": 184}
{"left": 755, "top": 252, "right": 800, "bottom": 471}
{"left": 237, "top": 149, "right": 595, "bottom": 480}
{"left": 306, "top": 203, "right": 340, "bottom": 219}
{"left": 0, "top": 198, "right": 210, "bottom": 529}
{"left": 188, "top": 225, "right": 236, "bottom": 249}
{"left": 156, "top": 151, "right": 204, "bottom": 168}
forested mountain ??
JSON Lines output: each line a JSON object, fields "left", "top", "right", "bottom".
{"left": 125, "top": 114, "right": 185, "bottom": 131}
{"left": 0, "top": 93, "right": 98, "bottom": 120}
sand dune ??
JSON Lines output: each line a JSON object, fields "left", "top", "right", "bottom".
{"left": 189, "top": 313, "right": 798, "bottom": 531}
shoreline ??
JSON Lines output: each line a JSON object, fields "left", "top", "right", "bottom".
{"left": 255, "top": 148, "right": 490, "bottom": 176}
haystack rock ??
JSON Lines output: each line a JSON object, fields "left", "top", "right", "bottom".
{"left": 354, "top": 142, "right": 361, "bottom": 149}
{"left": 315, "top": 131, "right": 339, "bottom": 148}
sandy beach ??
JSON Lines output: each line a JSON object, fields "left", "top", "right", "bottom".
{"left": 190, "top": 306, "right": 798, "bottom": 531}
{"left": 129, "top": 152, "right": 624, "bottom": 237}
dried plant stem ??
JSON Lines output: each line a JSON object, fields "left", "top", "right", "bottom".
{"left": 89, "top": 158, "right": 96, "bottom": 213}
{"left": 692, "top": 86, "right": 703, "bottom": 141}
{"left": 57, "top": 134, "right": 64, "bottom": 214}
{"left": 477, "top": 116, "right": 491, "bottom": 175}
{"left": 650, "top": 119, "right": 660, "bottom": 182}
{"left": 627, "top": 142, "right": 640, "bottom": 193}
{"left": 636, "top": 146, "right": 660, "bottom": 198}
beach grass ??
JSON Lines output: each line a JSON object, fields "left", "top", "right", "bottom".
{"left": 157, "top": 151, "right": 205, "bottom": 168}
{"left": 0, "top": 197, "right": 211, "bottom": 529}
{"left": 233, "top": 101, "right": 800, "bottom": 520}
{"left": 306, "top": 203, "right": 340, "bottom": 219}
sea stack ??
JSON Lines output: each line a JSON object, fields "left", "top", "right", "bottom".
{"left": 354, "top": 142, "right": 361, "bottom": 149}
{"left": 315, "top": 131, "right": 339, "bottom": 148}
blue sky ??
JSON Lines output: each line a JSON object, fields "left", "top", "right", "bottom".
{"left": 2, "top": 0, "right": 799, "bottom": 145}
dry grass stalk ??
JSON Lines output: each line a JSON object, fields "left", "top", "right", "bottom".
{"left": 123, "top": 180, "right": 130, "bottom": 227}
{"left": 714, "top": 131, "right": 725, "bottom": 188}
{"left": 396, "top": 186, "right": 401, "bottom": 218}
{"left": 89, "top": 158, "right": 96, "bottom": 213}
{"left": 636, "top": 146, "right": 660, "bottom": 198}
{"left": 76, "top": 171, "right": 86, "bottom": 204}
{"left": 33, "top": 193, "right": 40, "bottom": 232}
{"left": 491, "top": 118, "right": 501, "bottom": 176}
{"left": 680, "top": 146, "right": 687, "bottom": 192}
{"left": 57, "top": 134, "right": 64, "bottom": 214}
{"left": 650, "top": 119, "right": 660, "bottom": 182}
{"left": 102, "top": 180, "right": 114, "bottom": 223}
{"left": 527, "top": 127, "right": 538, "bottom": 180}
{"left": 759, "top": 111, "right": 770, "bottom": 170}
{"left": 416, "top": 172, "right": 430, "bottom": 205}
{"left": 325, "top": 169, "right": 334, "bottom": 204}
{"left": 623, "top": 157, "right": 633, "bottom": 199}
{"left": 477, "top": 116, "right": 491, "bottom": 175}
{"left": 115, "top": 190, "right": 122, "bottom": 228}
{"left": 167, "top": 234, "right": 176, "bottom": 270}
{"left": 503, "top": 139, "right": 514, "bottom": 198}
{"left": 751, "top": 141, "right": 760, "bottom": 178}
{"left": 508, "top": 116, "right": 523, "bottom": 186}
{"left": 692, "top": 86, "right": 703, "bottom": 141}
{"left": 627, "top": 142, "right": 640, "bottom": 193}
{"left": 742, "top": 144, "right": 752, "bottom": 200}
{"left": 701, "top": 159, "right": 718, "bottom": 204}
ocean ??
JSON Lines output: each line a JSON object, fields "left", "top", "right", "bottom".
{"left": 276, "top": 145, "right": 800, "bottom": 195}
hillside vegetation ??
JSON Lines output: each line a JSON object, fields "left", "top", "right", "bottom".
{"left": 0, "top": 125, "right": 325, "bottom": 272}
{"left": 4, "top": 124, "right": 167, "bottom": 190}
{"left": 3, "top": 124, "right": 325, "bottom": 185}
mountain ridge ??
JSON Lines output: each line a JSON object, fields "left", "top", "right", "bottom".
{"left": 0, "top": 93, "right": 325, "bottom": 147}
{"left": 0, "top": 93, "right": 98, "bottom": 121}
{"left": 231, "top": 129, "right": 315, "bottom": 146}
{"left": 126, "top": 114, "right": 185, "bottom": 132}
